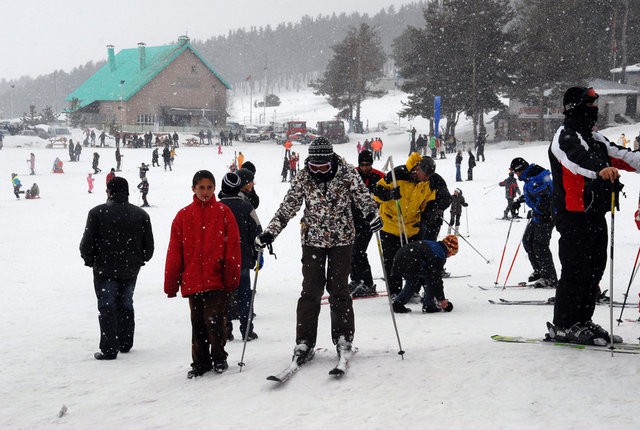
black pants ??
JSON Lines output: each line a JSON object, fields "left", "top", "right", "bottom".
{"left": 449, "top": 212, "right": 461, "bottom": 230}
{"left": 553, "top": 212, "right": 607, "bottom": 328}
{"left": 504, "top": 198, "right": 516, "bottom": 218}
{"left": 297, "top": 245, "right": 353, "bottom": 347}
{"left": 522, "top": 220, "right": 556, "bottom": 281}
{"left": 421, "top": 215, "right": 443, "bottom": 241}
{"left": 350, "top": 228, "right": 374, "bottom": 287}
{"left": 93, "top": 274, "right": 137, "bottom": 356}
{"left": 380, "top": 231, "right": 420, "bottom": 295}
{"left": 189, "top": 290, "right": 229, "bottom": 370}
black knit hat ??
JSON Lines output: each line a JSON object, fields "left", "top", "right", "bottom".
{"left": 107, "top": 176, "right": 129, "bottom": 195}
{"left": 358, "top": 150, "right": 374, "bottom": 164}
{"left": 510, "top": 157, "right": 529, "bottom": 173}
{"left": 237, "top": 168, "right": 255, "bottom": 187}
{"left": 563, "top": 86, "right": 599, "bottom": 113}
{"left": 308, "top": 136, "right": 334, "bottom": 161}
{"left": 418, "top": 156, "right": 436, "bottom": 175}
{"left": 221, "top": 172, "right": 242, "bottom": 195}
{"left": 241, "top": 161, "right": 256, "bottom": 174}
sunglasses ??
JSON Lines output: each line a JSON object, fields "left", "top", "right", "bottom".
{"left": 308, "top": 161, "right": 331, "bottom": 173}
{"left": 359, "top": 162, "right": 372, "bottom": 167}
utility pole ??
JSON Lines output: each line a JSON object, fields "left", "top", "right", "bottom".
{"left": 263, "top": 56, "right": 267, "bottom": 125}
{"left": 248, "top": 76, "right": 253, "bottom": 125}
{"left": 119, "top": 80, "right": 125, "bottom": 131}
{"left": 10, "top": 83, "right": 15, "bottom": 119}
{"left": 620, "top": 0, "right": 630, "bottom": 84}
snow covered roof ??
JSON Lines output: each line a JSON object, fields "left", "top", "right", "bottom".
{"left": 66, "top": 38, "right": 231, "bottom": 109}
{"left": 610, "top": 63, "right": 640, "bottom": 74}
{"left": 588, "top": 78, "right": 640, "bottom": 95}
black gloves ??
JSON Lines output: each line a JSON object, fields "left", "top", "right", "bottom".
{"left": 462, "top": 202, "right": 469, "bottom": 207}
{"left": 254, "top": 231, "right": 274, "bottom": 251}
{"left": 374, "top": 185, "right": 401, "bottom": 201}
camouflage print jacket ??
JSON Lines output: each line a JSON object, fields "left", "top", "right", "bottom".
{"left": 264, "top": 155, "right": 378, "bottom": 248}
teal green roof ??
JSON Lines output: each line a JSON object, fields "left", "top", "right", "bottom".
{"left": 66, "top": 41, "right": 231, "bottom": 108}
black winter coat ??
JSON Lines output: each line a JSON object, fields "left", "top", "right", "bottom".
{"left": 219, "top": 193, "right": 261, "bottom": 270}
{"left": 80, "top": 193, "right": 154, "bottom": 279}
{"left": 423, "top": 173, "right": 452, "bottom": 218}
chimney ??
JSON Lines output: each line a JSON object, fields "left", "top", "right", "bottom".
{"left": 138, "top": 42, "right": 146, "bottom": 71}
{"left": 107, "top": 45, "right": 116, "bottom": 72}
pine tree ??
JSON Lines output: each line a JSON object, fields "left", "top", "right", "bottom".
{"left": 509, "top": 0, "right": 614, "bottom": 140}
{"left": 310, "top": 23, "right": 386, "bottom": 132}
{"left": 393, "top": 0, "right": 515, "bottom": 140}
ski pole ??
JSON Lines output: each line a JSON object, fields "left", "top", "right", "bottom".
{"left": 619, "top": 189, "right": 640, "bottom": 324}
{"left": 374, "top": 231, "right": 405, "bottom": 359}
{"left": 616, "top": 245, "right": 640, "bottom": 325}
{"left": 483, "top": 184, "right": 499, "bottom": 195}
{"left": 238, "top": 250, "right": 263, "bottom": 372}
{"left": 442, "top": 218, "right": 490, "bottom": 263}
{"left": 494, "top": 217, "right": 515, "bottom": 284}
{"left": 503, "top": 241, "right": 522, "bottom": 290}
{"left": 502, "top": 219, "right": 530, "bottom": 289}
{"left": 465, "top": 205, "right": 470, "bottom": 237}
{"left": 388, "top": 156, "right": 408, "bottom": 246}
{"left": 609, "top": 189, "right": 616, "bottom": 353}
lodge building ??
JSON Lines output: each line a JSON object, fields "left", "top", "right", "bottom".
{"left": 66, "top": 35, "right": 231, "bottom": 132}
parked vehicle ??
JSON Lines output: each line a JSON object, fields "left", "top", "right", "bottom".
{"left": 258, "top": 125, "right": 274, "bottom": 140}
{"left": 242, "top": 125, "right": 261, "bottom": 142}
{"left": 19, "top": 129, "right": 39, "bottom": 137}
{"left": 317, "top": 120, "right": 348, "bottom": 144}
{"left": 275, "top": 120, "right": 314, "bottom": 144}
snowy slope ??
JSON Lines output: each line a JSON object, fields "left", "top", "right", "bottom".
{"left": 2, "top": 90, "right": 640, "bottom": 429}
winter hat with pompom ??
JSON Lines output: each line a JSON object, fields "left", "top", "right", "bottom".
{"left": 442, "top": 235, "right": 459, "bottom": 257}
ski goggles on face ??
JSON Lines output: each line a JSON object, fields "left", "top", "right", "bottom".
{"left": 582, "top": 87, "right": 599, "bottom": 106}
{"left": 308, "top": 161, "right": 331, "bottom": 173}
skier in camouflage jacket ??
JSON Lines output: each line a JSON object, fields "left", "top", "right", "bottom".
{"left": 255, "top": 137, "right": 381, "bottom": 359}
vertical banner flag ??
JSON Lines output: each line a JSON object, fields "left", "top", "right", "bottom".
{"left": 434, "top": 96, "right": 441, "bottom": 138}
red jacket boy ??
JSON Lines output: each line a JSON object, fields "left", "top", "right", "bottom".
{"left": 164, "top": 170, "right": 241, "bottom": 378}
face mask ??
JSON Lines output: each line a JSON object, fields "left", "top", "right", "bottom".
{"left": 567, "top": 104, "right": 598, "bottom": 130}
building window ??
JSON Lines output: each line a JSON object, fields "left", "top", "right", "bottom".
{"left": 137, "top": 114, "right": 156, "bottom": 125}
{"left": 191, "top": 65, "right": 197, "bottom": 73}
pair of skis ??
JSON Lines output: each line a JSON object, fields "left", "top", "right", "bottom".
{"left": 267, "top": 347, "right": 357, "bottom": 383}
{"left": 488, "top": 298, "right": 632, "bottom": 308}
{"left": 491, "top": 334, "right": 640, "bottom": 354}
{"left": 470, "top": 281, "right": 544, "bottom": 290}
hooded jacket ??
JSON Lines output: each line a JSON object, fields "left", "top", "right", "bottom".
{"left": 374, "top": 152, "right": 436, "bottom": 238}
{"left": 517, "top": 163, "right": 553, "bottom": 224}
{"left": 263, "top": 155, "right": 377, "bottom": 248}
{"left": 549, "top": 124, "right": 640, "bottom": 216}
{"left": 499, "top": 175, "right": 521, "bottom": 199}
{"left": 164, "top": 195, "right": 241, "bottom": 297}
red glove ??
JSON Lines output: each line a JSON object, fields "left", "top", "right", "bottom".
{"left": 635, "top": 210, "right": 640, "bottom": 230}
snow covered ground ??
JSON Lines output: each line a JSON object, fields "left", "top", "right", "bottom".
{"left": 2, "top": 90, "right": 640, "bottom": 429}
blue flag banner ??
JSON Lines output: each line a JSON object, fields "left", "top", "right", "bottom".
{"left": 434, "top": 96, "right": 441, "bottom": 138}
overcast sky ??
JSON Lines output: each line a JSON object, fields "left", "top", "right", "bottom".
{"left": 0, "top": 0, "right": 418, "bottom": 81}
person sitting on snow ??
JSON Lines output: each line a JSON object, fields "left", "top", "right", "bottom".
{"left": 25, "top": 183, "right": 40, "bottom": 199}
